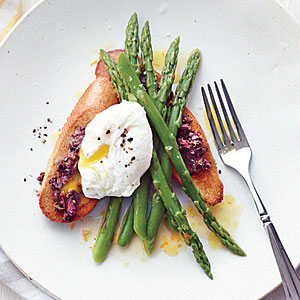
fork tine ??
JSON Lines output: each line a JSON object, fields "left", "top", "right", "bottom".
{"left": 221, "top": 79, "right": 248, "bottom": 143}
{"left": 214, "top": 81, "right": 238, "bottom": 143}
{"left": 207, "top": 84, "right": 231, "bottom": 146}
{"left": 201, "top": 87, "right": 224, "bottom": 150}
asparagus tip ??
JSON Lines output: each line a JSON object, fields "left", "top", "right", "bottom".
{"left": 142, "top": 20, "right": 150, "bottom": 30}
{"left": 130, "top": 12, "right": 138, "bottom": 21}
{"left": 99, "top": 48, "right": 106, "bottom": 56}
{"left": 192, "top": 48, "right": 201, "bottom": 56}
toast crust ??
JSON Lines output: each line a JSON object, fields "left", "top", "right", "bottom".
{"left": 39, "top": 77, "right": 118, "bottom": 223}
{"left": 172, "top": 107, "right": 223, "bottom": 206}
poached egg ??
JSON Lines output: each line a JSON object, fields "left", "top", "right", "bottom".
{"left": 78, "top": 101, "right": 153, "bottom": 199}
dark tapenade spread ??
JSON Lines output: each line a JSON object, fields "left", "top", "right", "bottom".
{"left": 49, "top": 126, "right": 85, "bottom": 221}
{"left": 177, "top": 115, "right": 211, "bottom": 175}
{"left": 37, "top": 172, "right": 45, "bottom": 185}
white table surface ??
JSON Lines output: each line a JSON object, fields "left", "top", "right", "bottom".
{"left": 1, "top": 0, "right": 299, "bottom": 299}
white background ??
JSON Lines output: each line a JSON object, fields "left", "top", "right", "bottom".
{"left": 1, "top": 0, "right": 300, "bottom": 299}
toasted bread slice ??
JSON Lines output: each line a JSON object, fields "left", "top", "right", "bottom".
{"left": 40, "top": 50, "right": 122, "bottom": 223}
{"left": 172, "top": 107, "right": 223, "bottom": 205}
{"left": 39, "top": 76, "right": 118, "bottom": 223}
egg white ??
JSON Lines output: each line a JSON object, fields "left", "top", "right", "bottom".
{"left": 79, "top": 101, "right": 153, "bottom": 199}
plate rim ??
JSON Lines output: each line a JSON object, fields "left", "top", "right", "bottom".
{"left": 0, "top": 0, "right": 299, "bottom": 299}
{"left": 0, "top": 0, "right": 44, "bottom": 48}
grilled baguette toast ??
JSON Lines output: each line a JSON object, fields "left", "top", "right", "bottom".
{"left": 39, "top": 77, "right": 118, "bottom": 223}
{"left": 39, "top": 49, "right": 222, "bottom": 223}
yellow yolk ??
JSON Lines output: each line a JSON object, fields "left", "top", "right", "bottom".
{"left": 60, "top": 145, "right": 109, "bottom": 194}
{"left": 78, "top": 145, "right": 110, "bottom": 181}
{"left": 61, "top": 171, "right": 82, "bottom": 194}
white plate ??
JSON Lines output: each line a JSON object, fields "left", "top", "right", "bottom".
{"left": 1, "top": 0, "right": 300, "bottom": 299}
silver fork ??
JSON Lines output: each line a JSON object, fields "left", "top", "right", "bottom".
{"left": 202, "top": 80, "right": 300, "bottom": 300}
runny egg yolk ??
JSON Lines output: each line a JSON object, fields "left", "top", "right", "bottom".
{"left": 61, "top": 171, "right": 82, "bottom": 194}
{"left": 78, "top": 145, "right": 110, "bottom": 181}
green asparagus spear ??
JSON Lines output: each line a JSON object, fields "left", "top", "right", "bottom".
{"left": 93, "top": 197, "right": 123, "bottom": 262}
{"left": 161, "top": 49, "right": 202, "bottom": 230}
{"left": 156, "top": 37, "right": 180, "bottom": 119}
{"left": 150, "top": 147, "right": 212, "bottom": 278}
{"left": 130, "top": 37, "right": 180, "bottom": 243}
{"left": 95, "top": 47, "right": 130, "bottom": 253}
{"left": 141, "top": 21, "right": 157, "bottom": 100}
{"left": 125, "top": 15, "right": 150, "bottom": 241}
{"left": 125, "top": 12, "right": 141, "bottom": 77}
{"left": 118, "top": 201, "right": 134, "bottom": 247}
{"left": 100, "top": 46, "right": 144, "bottom": 243}
{"left": 99, "top": 49, "right": 129, "bottom": 101}
{"left": 145, "top": 50, "right": 201, "bottom": 252}
{"left": 143, "top": 38, "right": 180, "bottom": 250}
{"left": 165, "top": 49, "right": 201, "bottom": 147}
{"left": 144, "top": 192, "right": 165, "bottom": 254}
{"left": 99, "top": 48, "right": 136, "bottom": 250}
{"left": 133, "top": 173, "right": 150, "bottom": 240}
{"left": 93, "top": 49, "right": 126, "bottom": 258}
{"left": 118, "top": 53, "right": 246, "bottom": 256}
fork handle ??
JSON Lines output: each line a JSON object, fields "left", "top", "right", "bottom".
{"left": 264, "top": 221, "right": 300, "bottom": 299}
{"left": 244, "top": 175, "right": 300, "bottom": 300}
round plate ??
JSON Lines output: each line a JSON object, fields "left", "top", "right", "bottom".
{"left": 1, "top": 0, "right": 300, "bottom": 299}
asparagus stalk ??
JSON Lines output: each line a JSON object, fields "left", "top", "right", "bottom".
{"left": 125, "top": 15, "right": 150, "bottom": 241}
{"left": 100, "top": 48, "right": 149, "bottom": 242}
{"left": 145, "top": 49, "right": 201, "bottom": 252}
{"left": 141, "top": 21, "right": 157, "bottom": 100}
{"left": 133, "top": 173, "right": 150, "bottom": 240}
{"left": 93, "top": 47, "right": 131, "bottom": 258}
{"left": 150, "top": 147, "right": 212, "bottom": 278}
{"left": 118, "top": 201, "right": 134, "bottom": 247}
{"left": 144, "top": 192, "right": 165, "bottom": 254}
{"left": 156, "top": 37, "right": 180, "bottom": 119}
{"left": 99, "top": 48, "right": 137, "bottom": 248}
{"left": 125, "top": 12, "right": 141, "bottom": 77}
{"left": 162, "top": 49, "right": 202, "bottom": 229}
{"left": 143, "top": 38, "right": 180, "bottom": 250}
{"left": 118, "top": 52, "right": 246, "bottom": 256}
{"left": 93, "top": 197, "right": 123, "bottom": 262}
{"left": 166, "top": 49, "right": 201, "bottom": 144}
{"left": 99, "top": 49, "right": 129, "bottom": 101}
{"left": 129, "top": 36, "right": 180, "bottom": 242}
